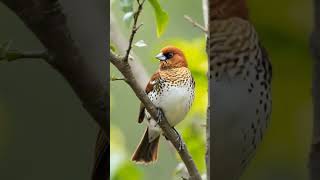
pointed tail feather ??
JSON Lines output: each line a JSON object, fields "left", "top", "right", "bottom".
{"left": 131, "top": 128, "right": 160, "bottom": 164}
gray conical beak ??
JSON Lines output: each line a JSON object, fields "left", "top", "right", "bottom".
{"left": 155, "top": 52, "right": 167, "bottom": 61}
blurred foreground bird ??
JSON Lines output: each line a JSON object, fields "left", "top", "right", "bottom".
{"left": 131, "top": 46, "right": 195, "bottom": 164}
{"left": 209, "top": 0, "right": 272, "bottom": 179}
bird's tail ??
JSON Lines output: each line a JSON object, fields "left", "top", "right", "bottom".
{"left": 131, "top": 128, "right": 160, "bottom": 164}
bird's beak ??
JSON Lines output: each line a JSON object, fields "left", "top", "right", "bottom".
{"left": 155, "top": 52, "right": 167, "bottom": 61}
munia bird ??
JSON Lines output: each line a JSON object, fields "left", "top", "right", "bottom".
{"left": 209, "top": 0, "right": 272, "bottom": 179}
{"left": 131, "top": 46, "right": 195, "bottom": 164}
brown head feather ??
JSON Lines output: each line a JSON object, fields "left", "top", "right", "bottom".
{"left": 158, "top": 46, "right": 188, "bottom": 70}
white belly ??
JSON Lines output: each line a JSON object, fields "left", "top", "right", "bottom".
{"left": 211, "top": 73, "right": 271, "bottom": 180}
{"left": 145, "top": 82, "right": 195, "bottom": 142}
{"left": 150, "top": 85, "right": 194, "bottom": 126}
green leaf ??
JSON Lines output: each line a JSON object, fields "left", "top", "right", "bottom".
{"left": 148, "top": 0, "right": 169, "bottom": 37}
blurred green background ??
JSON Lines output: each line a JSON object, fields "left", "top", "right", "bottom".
{"left": 0, "top": 1, "right": 107, "bottom": 179}
{"left": 111, "top": 0, "right": 314, "bottom": 180}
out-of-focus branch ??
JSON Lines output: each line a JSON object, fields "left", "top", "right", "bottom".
{"left": 202, "top": 0, "right": 208, "bottom": 29}
{"left": 309, "top": 0, "right": 320, "bottom": 179}
{"left": 0, "top": 0, "right": 108, "bottom": 179}
{"left": 110, "top": 51, "right": 201, "bottom": 180}
{"left": 201, "top": 0, "right": 209, "bottom": 179}
{"left": 0, "top": 41, "right": 51, "bottom": 61}
{"left": 0, "top": 50, "right": 50, "bottom": 62}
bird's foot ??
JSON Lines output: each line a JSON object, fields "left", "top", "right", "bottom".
{"left": 172, "top": 127, "right": 184, "bottom": 151}
{"left": 155, "top": 107, "right": 164, "bottom": 126}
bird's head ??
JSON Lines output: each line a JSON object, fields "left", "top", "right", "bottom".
{"left": 155, "top": 46, "right": 188, "bottom": 70}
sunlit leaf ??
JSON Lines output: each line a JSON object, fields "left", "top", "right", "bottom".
{"left": 134, "top": 40, "right": 147, "bottom": 47}
{"left": 148, "top": 0, "right": 169, "bottom": 37}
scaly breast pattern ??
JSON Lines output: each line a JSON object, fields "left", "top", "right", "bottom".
{"left": 148, "top": 67, "right": 195, "bottom": 127}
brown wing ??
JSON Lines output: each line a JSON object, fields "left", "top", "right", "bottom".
{"left": 138, "top": 72, "right": 161, "bottom": 123}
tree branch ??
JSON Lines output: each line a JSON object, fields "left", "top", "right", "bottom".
{"left": 184, "top": 15, "right": 207, "bottom": 34}
{"left": 0, "top": 0, "right": 108, "bottom": 179}
{"left": 110, "top": 50, "right": 201, "bottom": 180}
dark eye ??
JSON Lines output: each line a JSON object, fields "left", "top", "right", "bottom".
{"left": 164, "top": 52, "right": 173, "bottom": 59}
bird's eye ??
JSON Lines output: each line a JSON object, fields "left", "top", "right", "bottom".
{"left": 165, "top": 52, "right": 173, "bottom": 59}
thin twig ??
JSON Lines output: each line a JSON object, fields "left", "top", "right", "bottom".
{"left": 184, "top": 15, "right": 208, "bottom": 34}
{"left": 0, "top": 50, "right": 50, "bottom": 62}
{"left": 110, "top": 51, "right": 201, "bottom": 180}
{"left": 0, "top": 41, "right": 50, "bottom": 62}
{"left": 124, "top": 0, "right": 146, "bottom": 62}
